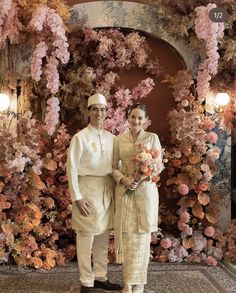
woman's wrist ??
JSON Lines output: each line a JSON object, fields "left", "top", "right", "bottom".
{"left": 120, "top": 177, "right": 126, "bottom": 185}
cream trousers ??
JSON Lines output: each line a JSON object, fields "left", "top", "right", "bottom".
{"left": 76, "top": 231, "right": 109, "bottom": 287}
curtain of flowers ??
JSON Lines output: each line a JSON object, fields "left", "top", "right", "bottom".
{"left": 0, "top": 0, "right": 235, "bottom": 269}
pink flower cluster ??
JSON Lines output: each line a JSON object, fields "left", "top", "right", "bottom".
{"left": 44, "top": 96, "right": 60, "bottom": 136}
{"left": 29, "top": 5, "right": 70, "bottom": 93}
{"left": 2, "top": 112, "right": 43, "bottom": 175}
{"left": 206, "top": 131, "right": 218, "bottom": 144}
{"left": 1, "top": 0, "right": 11, "bottom": 15}
{"left": 0, "top": 1, "right": 23, "bottom": 47}
{"left": 204, "top": 226, "right": 215, "bottom": 237}
{"left": 45, "top": 55, "right": 60, "bottom": 94}
{"left": 31, "top": 41, "right": 48, "bottom": 81}
{"left": 103, "top": 78, "right": 155, "bottom": 134}
{"left": 160, "top": 238, "right": 172, "bottom": 249}
{"left": 194, "top": 3, "right": 224, "bottom": 101}
{"left": 131, "top": 78, "right": 155, "bottom": 99}
{"left": 206, "top": 256, "right": 217, "bottom": 266}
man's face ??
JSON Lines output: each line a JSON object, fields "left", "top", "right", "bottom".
{"left": 88, "top": 103, "right": 107, "bottom": 128}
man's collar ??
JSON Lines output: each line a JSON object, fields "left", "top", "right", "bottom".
{"left": 88, "top": 124, "right": 104, "bottom": 134}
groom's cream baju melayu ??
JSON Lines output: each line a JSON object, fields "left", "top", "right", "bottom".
{"left": 67, "top": 99, "right": 114, "bottom": 288}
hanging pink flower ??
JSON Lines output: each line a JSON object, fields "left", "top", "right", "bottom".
{"left": 178, "top": 184, "right": 189, "bottom": 195}
{"left": 0, "top": 1, "right": 23, "bottom": 47}
{"left": 1, "top": 0, "right": 12, "bottom": 16}
{"left": 131, "top": 78, "right": 155, "bottom": 99}
{"left": 194, "top": 3, "right": 224, "bottom": 101}
{"left": 31, "top": 41, "right": 48, "bottom": 81}
{"left": 45, "top": 55, "right": 60, "bottom": 93}
{"left": 160, "top": 238, "right": 172, "bottom": 249}
{"left": 44, "top": 96, "right": 60, "bottom": 136}
{"left": 29, "top": 5, "right": 70, "bottom": 94}
{"left": 204, "top": 226, "right": 215, "bottom": 237}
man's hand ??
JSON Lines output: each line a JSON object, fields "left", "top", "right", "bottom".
{"left": 75, "top": 199, "right": 91, "bottom": 216}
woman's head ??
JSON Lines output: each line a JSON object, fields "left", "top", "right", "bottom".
{"left": 126, "top": 103, "right": 148, "bottom": 132}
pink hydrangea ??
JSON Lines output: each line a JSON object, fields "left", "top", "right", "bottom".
{"left": 206, "top": 256, "right": 217, "bottom": 266}
{"left": 206, "top": 132, "right": 218, "bottom": 144}
{"left": 180, "top": 211, "right": 190, "bottom": 223}
{"left": 178, "top": 184, "right": 189, "bottom": 195}
{"left": 160, "top": 238, "right": 172, "bottom": 249}
{"left": 204, "top": 226, "right": 215, "bottom": 237}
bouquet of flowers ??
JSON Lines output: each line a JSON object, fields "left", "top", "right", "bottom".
{"left": 125, "top": 143, "right": 164, "bottom": 195}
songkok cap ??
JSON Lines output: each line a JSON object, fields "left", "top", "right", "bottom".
{"left": 87, "top": 93, "right": 107, "bottom": 108}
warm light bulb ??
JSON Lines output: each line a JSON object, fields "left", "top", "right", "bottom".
{"left": 0, "top": 93, "right": 10, "bottom": 111}
{"left": 215, "top": 93, "right": 230, "bottom": 106}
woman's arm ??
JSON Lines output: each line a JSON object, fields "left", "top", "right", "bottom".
{"left": 112, "top": 136, "right": 125, "bottom": 184}
{"left": 112, "top": 136, "right": 136, "bottom": 188}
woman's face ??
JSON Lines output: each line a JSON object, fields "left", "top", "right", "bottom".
{"left": 128, "top": 108, "right": 146, "bottom": 132}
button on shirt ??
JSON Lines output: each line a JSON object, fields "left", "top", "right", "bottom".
{"left": 67, "top": 124, "right": 115, "bottom": 202}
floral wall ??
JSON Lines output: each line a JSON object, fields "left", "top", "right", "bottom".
{"left": 0, "top": 0, "right": 235, "bottom": 268}
{"left": 70, "top": 0, "right": 232, "bottom": 228}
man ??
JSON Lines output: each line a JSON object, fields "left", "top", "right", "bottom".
{"left": 67, "top": 93, "right": 122, "bottom": 293}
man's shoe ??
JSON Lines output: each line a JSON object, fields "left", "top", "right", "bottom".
{"left": 94, "top": 280, "right": 122, "bottom": 291}
{"left": 80, "top": 285, "right": 95, "bottom": 293}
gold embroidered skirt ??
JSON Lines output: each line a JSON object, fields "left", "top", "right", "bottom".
{"left": 116, "top": 191, "right": 151, "bottom": 284}
{"left": 122, "top": 231, "right": 151, "bottom": 284}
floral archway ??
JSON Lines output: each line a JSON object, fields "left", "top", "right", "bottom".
{"left": 0, "top": 0, "right": 235, "bottom": 269}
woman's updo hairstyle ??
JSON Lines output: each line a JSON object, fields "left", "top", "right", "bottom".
{"left": 126, "top": 103, "right": 148, "bottom": 119}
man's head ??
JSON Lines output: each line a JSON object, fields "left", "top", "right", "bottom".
{"left": 87, "top": 93, "right": 108, "bottom": 129}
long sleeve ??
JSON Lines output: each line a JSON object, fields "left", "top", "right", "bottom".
{"left": 112, "top": 136, "right": 125, "bottom": 184}
{"left": 152, "top": 133, "right": 165, "bottom": 173}
{"left": 67, "top": 135, "right": 83, "bottom": 202}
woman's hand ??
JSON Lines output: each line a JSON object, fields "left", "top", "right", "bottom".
{"left": 75, "top": 199, "right": 91, "bottom": 216}
{"left": 121, "top": 176, "right": 139, "bottom": 190}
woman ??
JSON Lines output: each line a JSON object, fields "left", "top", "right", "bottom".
{"left": 112, "top": 103, "right": 164, "bottom": 293}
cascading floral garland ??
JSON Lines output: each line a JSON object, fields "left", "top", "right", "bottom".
{"left": 194, "top": 3, "right": 225, "bottom": 101}
{"left": 0, "top": 0, "right": 71, "bottom": 136}
{"left": 0, "top": 0, "right": 23, "bottom": 47}
{"left": 150, "top": 3, "right": 228, "bottom": 265}
{"left": 31, "top": 27, "right": 163, "bottom": 134}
